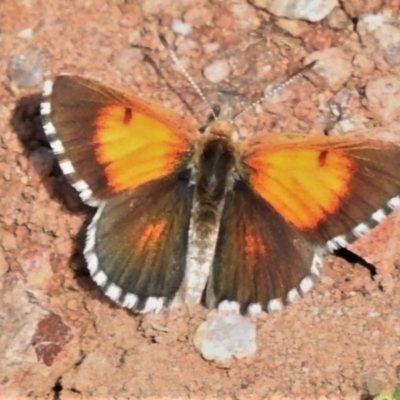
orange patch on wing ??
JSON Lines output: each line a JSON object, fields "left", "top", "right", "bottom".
{"left": 138, "top": 220, "right": 167, "bottom": 251}
{"left": 242, "top": 224, "right": 267, "bottom": 278}
{"left": 244, "top": 225, "right": 266, "bottom": 258}
{"left": 94, "top": 106, "right": 192, "bottom": 192}
{"left": 247, "top": 146, "right": 353, "bottom": 230}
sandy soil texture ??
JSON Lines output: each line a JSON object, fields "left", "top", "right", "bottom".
{"left": 2, "top": 0, "right": 400, "bottom": 399}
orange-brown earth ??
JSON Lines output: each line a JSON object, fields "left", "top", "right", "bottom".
{"left": 2, "top": 0, "right": 400, "bottom": 399}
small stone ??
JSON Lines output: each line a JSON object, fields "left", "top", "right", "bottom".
{"left": 17, "top": 28, "right": 33, "bottom": 39}
{"left": 67, "top": 300, "right": 79, "bottom": 311}
{"left": 203, "top": 59, "right": 231, "bottom": 84}
{"left": 335, "top": 114, "right": 369, "bottom": 133}
{"left": 214, "top": 11, "right": 234, "bottom": 30}
{"left": 352, "top": 53, "right": 375, "bottom": 76}
{"left": 326, "top": 7, "right": 352, "bottom": 30}
{"left": 127, "top": 30, "right": 141, "bottom": 47}
{"left": 367, "top": 311, "right": 381, "bottom": 318}
{"left": 140, "top": 0, "right": 193, "bottom": 15}
{"left": 16, "top": 248, "right": 54, "bottom": 289}
{"left": 275, "top": 18, "right": 311, "bottom": 37}
{"left": 365, "top": 76, "right": 400, "bottom": 123}
{"left": 183, "top": 7, "right": 213, "bottom": 27}
{"left": 31, "top": 313, "right": 72, "bottom": 367}
{"left": 113, "top": 48, "right": 144, "bottom": 73}
{"left": 0, "top": 229, "right": 17, "bottom": 251}
{"left": 231, "top": 3, "right": 258, "bottom": 29}
{"left": 248, "top": 0, "right": 338, "bottom": 22}
{"left": 357, "top": 11, "right": 400, "bottom": 66}
{"left": 119, "top": 13, "right": 141, "bottom": 29}
{"left": 15, "top": 225, "right": 29, "bottom": 244}
{"left": 7, "top": 54, "right": 44, "bottom": 88}
{"left": 29, "top": 147, "right": 55, "bottom": 179}
{"left": 342, "top": 0, "right": 384, "bottom": 18}
{"left": 193, "top": 311, "right": 257, "bottom": 362}
{"left": 305, "top": 47, "right": 352, "bottom": 91}
{"left": 341, "top": 368, "right": 356, "bottom": 380}
{"left": 176, "top": 38, "right": 199, "bottom": 54}
{"left": 171, "top": 19, "right": 192, "bottom": 36}
{"left": 203, "top": 42, "right": 220, "bottom": 53}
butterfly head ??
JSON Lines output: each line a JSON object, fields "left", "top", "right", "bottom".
{"left": 203, "top": 104, "right": 240, "bottom": 142}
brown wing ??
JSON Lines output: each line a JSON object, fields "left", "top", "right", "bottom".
{"left": 209, "top": 180, "right": 321, "bottom": 313}
{"left": 41, "top": 75, "right": 196, "bottom": 205}
{"left": 85, "top": 170, "right": 193, "bottom": 312}
{"left": 242, "top": 135, "right": 400, "bottom": 250}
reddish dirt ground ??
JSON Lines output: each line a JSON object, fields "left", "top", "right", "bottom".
{"left": 2, "top": 0, "right": 400, "bottom": 399}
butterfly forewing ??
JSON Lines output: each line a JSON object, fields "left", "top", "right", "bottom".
{"left": 243, "top": 136, "right": 400, "bottom": 246}
{"left": 41, "top": 75, "right": 196, "bottom": 204}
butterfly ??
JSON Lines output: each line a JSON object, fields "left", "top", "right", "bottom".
{"left": 40, "top": 65, "right": 400, "bottom": 315}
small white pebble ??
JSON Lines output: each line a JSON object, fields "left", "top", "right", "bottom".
{"left": 17, "top": 28, "right": 33, "bottom": 39}
{"left": 258, "top": 0, "right": 337, "bottom": 22}
{"left": 203, "top": 42, "right": 220, "bottom": 53}
{"left": 7, "top": 54, "right": 44, "bottom": 88}
{"left": 171, "top": 19, "right": 192, "bottom": 36}
{"left": 193, "top": 311, "right": 257, "bottom": 362}
{"left": 203, "top": 59, "right": 231, "bottom": 84}
{"left": 176, "top": 38, "right": 198, "bottom": 53}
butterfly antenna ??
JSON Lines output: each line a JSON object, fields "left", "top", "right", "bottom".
{"left": 232, "top": 60, "right": 317, "bottom": 121}
{"left": 159, "top": 34, "right": 217, "bottom": 120}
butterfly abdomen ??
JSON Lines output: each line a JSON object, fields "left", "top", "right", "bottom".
{"left": 182, "top": 137, "right": 236, "bottom": 305}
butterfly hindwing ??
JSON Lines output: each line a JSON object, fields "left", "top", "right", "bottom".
{"left": 243, "top": 135, "right": 400, "bottom": 250}
{"left": 85, "top": 169, "right": 194, "bottom": 312}
{"left": 210, "top": 179, "right": 321, "bottom": 312}
{"left": 41, "top": 75, "right": 196, "bottom": 205}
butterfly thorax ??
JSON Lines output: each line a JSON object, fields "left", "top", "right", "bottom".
{"left": 195, "top": 137, "right": 235, "bottom": 225}
{"left": 193, "top": 115, "right": 242, "bottom": 228}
